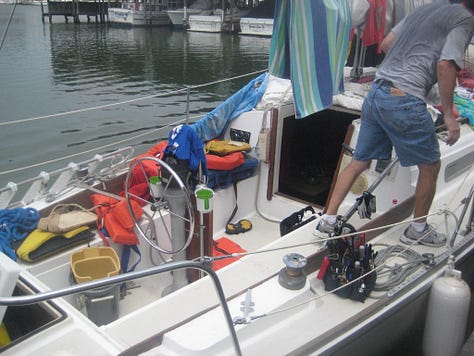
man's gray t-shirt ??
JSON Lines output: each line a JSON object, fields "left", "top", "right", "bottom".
{"left": 375, "top": 3, "right": 474, "bottom": 100}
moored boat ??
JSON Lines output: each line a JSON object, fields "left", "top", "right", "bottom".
{"left": 187, "top": 0, "right": 243, "bottom": 33}
{"left": 239, "top": 0, "right": 274, "bottom": 36}
{"left": 239, "top": 17, "right": 273, "bottom": 36}
{"left": 166, "top": 7, "right": 203, "bottom": 27}
{"left": 108, "top": 0, "right": 171, "bottom": 26}
{"left": 166, "top": 0, "right": 212, "bottom": 28}
{"left": 1, "top": 67, "right": 473, "bottom": 355}
{"left": 187, "top": 7, "right": 240, "bottom": 33}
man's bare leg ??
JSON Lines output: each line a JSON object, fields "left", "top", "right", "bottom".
{"left": 325, "top": 159, "right": 371, "bottom": 215}
{"left": 413, "top": 161, "right": 441, "bottom": 223}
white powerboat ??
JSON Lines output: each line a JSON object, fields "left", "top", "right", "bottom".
{"left": 166, "top": 0, "right": 212, "bottom": 28}
{"left": 166, "top": 7, "right": 203, "bottom": 27}
{"left": 239, "top": 17, "right": 273, "bottom": 37}
{"left": 108, "top": 0, "right": 170, "bottom": 27}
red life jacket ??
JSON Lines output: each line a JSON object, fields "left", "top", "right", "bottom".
{"left": 91, "top": 194, "right": 143, "bottom": 245}
{"left": 126, "top": 140, "right": 168, "bottom": 192}
{"left": 206, "top": 151, "right": 245, "bottom": 170}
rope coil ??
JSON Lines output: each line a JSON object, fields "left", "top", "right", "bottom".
{"left": 0, "top": 207, "right": 40, "bottom": 260}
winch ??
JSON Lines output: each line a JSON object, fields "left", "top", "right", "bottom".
{"left": 278, "top": 253, "right": 307, "bottom": 290}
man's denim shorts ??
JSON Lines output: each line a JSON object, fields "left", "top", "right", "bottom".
{"left": 353, "top": 81, "right": 440, "bottom": 167}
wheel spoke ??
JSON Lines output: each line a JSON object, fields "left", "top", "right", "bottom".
{"left": 125, "top": 157, "right": 195, "bottom": 255}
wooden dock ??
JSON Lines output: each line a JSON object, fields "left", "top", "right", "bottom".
{"left": 41, "top": 0, "right": 118, "bottom": 23}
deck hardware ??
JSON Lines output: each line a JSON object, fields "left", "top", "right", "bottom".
{"left": 278, "top": 253, "right": 307, "bottom": 290}
{"left": 233, "top": 289, "right": 255, "bottom": 325}
{"left": 422, "top": 253, "right": 435, "bottom": 266}
{"left": 47, "top": 162, "right": 79, "bottom": 201}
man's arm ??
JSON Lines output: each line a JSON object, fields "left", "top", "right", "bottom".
{"left": 437, "top": 59, "right": 460, "bottom": 146}
{"left": 381, "top": 31, "right": 395, "bottom": 54}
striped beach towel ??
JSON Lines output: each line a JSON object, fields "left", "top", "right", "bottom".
{"left": 269, "top": 0, "right": 351, "bottom": 118}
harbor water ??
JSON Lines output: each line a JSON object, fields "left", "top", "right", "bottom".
{"left": 0, "top": 4, "right": 271, "bottom": 187}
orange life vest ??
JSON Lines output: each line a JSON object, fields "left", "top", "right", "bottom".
{"left": 206, "top": 151, "right": 245, "bottom": 171}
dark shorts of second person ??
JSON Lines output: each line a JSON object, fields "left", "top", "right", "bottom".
{"left": 353, "top": 81, "right": 440, "bottom": 167}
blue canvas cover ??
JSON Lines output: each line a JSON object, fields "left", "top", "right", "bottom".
{"left": 192, "top": 73, "right": 268, "bottom": 142}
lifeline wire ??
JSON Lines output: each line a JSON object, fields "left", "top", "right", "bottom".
{"left": 199, "top": 210, "right": 444, "bottom": 262}
{"left": 0, "top": 117, "right": 187, "bottom": 176}
{"left": 204, "top": 209, "right": 456, "bottom": 321}
{"left": 0, "top": 2, "right": 16, "bottom": 52}
{"left": 0, "top": 70, "right": 267, "bottom": 176}
{"left": 0, "top": 69, "right": 267, "bottom": 128}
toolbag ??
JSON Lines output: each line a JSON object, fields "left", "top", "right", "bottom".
{"left": 317, "top": 234, "right": 377, "bottom": 302}
{"left": 206, "top": 156, "right": 258, "bottom": 190}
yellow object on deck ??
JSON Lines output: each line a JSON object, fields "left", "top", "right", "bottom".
{"left": 71, "top": 246, "right": 120, "bottom": 284}
{"left": 0, "top": 323, "right": 11, "bottom": 347}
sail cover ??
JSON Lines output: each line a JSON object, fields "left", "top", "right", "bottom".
{"left": 192, "top": 73, "right": 268, "bottom": 142}
{"left": 269, "top": 0, "right": 351, "bottom": 118}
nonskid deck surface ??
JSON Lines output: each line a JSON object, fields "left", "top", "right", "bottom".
{"left": 216, "top": 213, "right": 281, "bottom": 254}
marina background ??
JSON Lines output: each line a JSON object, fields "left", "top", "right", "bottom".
{"left": 0, "top": 4, "right": 270, "bottom": 187}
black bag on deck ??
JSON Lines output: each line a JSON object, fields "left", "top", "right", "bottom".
{"left": 319, "top": 237, "right": 377, "bottom": 302}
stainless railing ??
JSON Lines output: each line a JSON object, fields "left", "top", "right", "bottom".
{"left": 0, "top": 259, "right": 242, "bottom": 356}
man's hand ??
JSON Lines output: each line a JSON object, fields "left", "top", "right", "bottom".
{"left": 444, "top": 114, "right": 460, "bottom": 146}
{"left": 438, "top": 60, "right": 460, "bottom": 145}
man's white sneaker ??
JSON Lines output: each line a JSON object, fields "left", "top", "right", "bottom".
{"left": 400, "top": 224, "right": 446, "bottom": 247}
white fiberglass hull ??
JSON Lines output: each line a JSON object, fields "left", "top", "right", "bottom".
{"left": 166, "top": 8, "right": 203, "bottom": 27}
{"left": 239, "top": 17, "right": 273, "bottom": 37}
{"left": 108, "top": 8, "right": 170, "bottom": 26}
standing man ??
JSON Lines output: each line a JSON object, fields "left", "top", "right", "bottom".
{"left": 315, "top": 1, "right": 474, "bottom": 246}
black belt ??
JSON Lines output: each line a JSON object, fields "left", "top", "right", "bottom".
{"left": 377, "top": 79, "right": 394, "bottom": 87}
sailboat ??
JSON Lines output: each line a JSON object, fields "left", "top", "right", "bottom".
{"left": 1, "top": 1, "right": 473, "bottom": 355}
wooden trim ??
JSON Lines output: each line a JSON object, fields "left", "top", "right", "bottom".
{"left": 187, "top": 198, "right": 214, "bottom": 282}
{"left": 266, "top": 108, "right": 278, "bottom": 201}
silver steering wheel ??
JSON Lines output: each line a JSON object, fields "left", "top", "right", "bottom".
{"left": 125, "top": 156, "right": 195, "bottom": 255}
